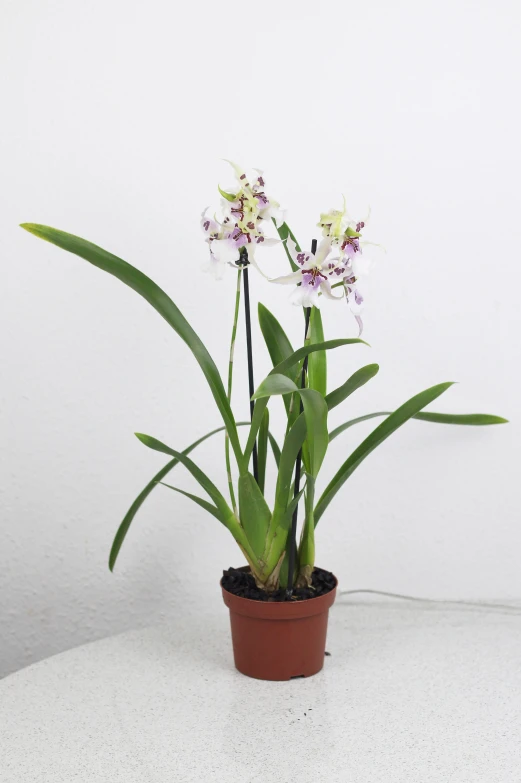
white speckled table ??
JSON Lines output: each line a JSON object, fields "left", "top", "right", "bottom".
{"left": 1, "top": 598, "right": 521, "bottom": 782}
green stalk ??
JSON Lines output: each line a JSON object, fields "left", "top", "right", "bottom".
{"left": 297, "top": 476, "right": 316, "bottom": 586}
{"left": 225, "top": 270, "right": 242, "bottom": 516}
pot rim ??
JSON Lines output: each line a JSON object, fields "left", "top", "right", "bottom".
{"left": 221, "top": 566, "right": 338, "bottom": 620}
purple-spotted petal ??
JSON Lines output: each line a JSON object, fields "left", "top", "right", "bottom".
{"left": 302, "top": 271, "right": 322, "bottom": 291}
{"left": 286, "top": 236, "right": 316, "bottom": 268}
{"left": 255, "top": 237, "right": 280, "bottom": 247}
{"left": 346, "top": 286, "right": 364, "bottom": 315}
{"left": 200, "top": 209, "right": 219, "bottom": 237}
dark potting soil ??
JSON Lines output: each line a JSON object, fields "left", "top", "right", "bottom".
{"left": 221, "top": 566, "right": 336, "bottom": 602}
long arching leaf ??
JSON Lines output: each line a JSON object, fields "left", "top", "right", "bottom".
{"left": 308, "top": 307, "right": 327, "bottom": 396}
{"left": 134, "top": 433, "right": 235, "bottom": 522}
{"left": 314, "top": 382, "right": 455, "bottom": 524}
{"left": 109, "top": 423, "right": 250, "bottom": 570}
{"left": 325, "top": 364, "right": 380, "bottom": 411}
{"left": 20, "top": 224, "right": 245, "bottom": 471}
{"left": 252, "top": 375, "right": 328, "bottom": 477}
{"left": 270, "top": 414, "right": 307, "bottom": 533}
{"left": 258, "top": 302, "right": 295, "bottom": 371}
{"left": 272, "top": 338, "right": 367, "bottom": 377}
{"left": 134, "top": 432, "right": 260, "bottom": 566}
{"left": 244, "top": 335, "right": 365, "bottom": 467}
{"left": 159, "top": 483, "right": 224, "bottom": 521}
{"left": 329, "top": 410, "right": 508, "bottom": 441}
{"left": 257, "top": 407, "right": 269, "bottom": 494}
{"left": 258, "top": 302, "right": 295, "bottom": 416}
{"left": 268, "top": 432, "right": 281, "bottom": 467}
{"left": 299, "top": 389, "right": 329, "bottom": 477}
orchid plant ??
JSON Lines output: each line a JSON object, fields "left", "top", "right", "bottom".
{"left": 21, "top": 162, "right": 506, "bottom": 593}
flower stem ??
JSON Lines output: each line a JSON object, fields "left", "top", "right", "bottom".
{"left": 240, "top": 253, "right": 258, "bottom": 482}
{"left": 286, "top": 238, "right": 317, "bottom": 597}
{"left": 225, "top": 269, "right": 242, "bottom": 517}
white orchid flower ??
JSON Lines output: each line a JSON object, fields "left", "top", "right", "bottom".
{"left": 339, "top": 236, "right": 373, "bottom": 335}
{"left": 270, "top": 195, "right": 375, "bottom": 335}
{"left": 202, "top": 162, "right": 282, "bottom": 278}
{"left": 270, "top": 237, "right": 345, "bottom": 308}
{"left": 317, "top": 199, "right": 374, "bottom": 334}
{"left": 319, "top": 198, "right": 371, "bottom": 244}
{"left": 220, "top": 161, "right": 285, "bottom": 228}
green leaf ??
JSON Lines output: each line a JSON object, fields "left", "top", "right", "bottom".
{"left": 158, "top": 483, "right": 224, "bottom": 522}
{"left": 258, "top": 302, "right": 295, "bottom": 370}
{"left": 20, "top": 224, "right": 245, "bottom": 472}
{"left": 277, "top": 486, "right": 306, "bottom": 588}
{"left": 109, "top": 423, "right": 248, "bottom": 571}
{"left": 134, "top": 433, "right": 235, "bottom": 525}
{"left": 258, "top": 302, "right": 295, "bottom": 415}
{"left": 252, "top": 373, "right": 299, "bottom": 399}
{"left": 325, "top": 364, "right": 380, "bottom": 411}
{"left": 272, "top": 338, "right": 368, "bottom": 378}
{"left": 218, "top": 186, "right": 238, "bottom": 202}
{"left": 329, "top": 410, "right": 508, "bottom": 441}
{"left": 135, "top": 432, "right": 261, "bottom": 567}
{"left": 298, "top": 475, "right": 316, "bottom": 571}
{"left": 248, "top": 341, "right": 366, "bottom": 460}
{"left": 251, "top": 378, "right": 328, "bottom": 476}
{"left": 307, "top": 308, "right": 327, "bottom": 397}
{"left": 273, "top": 220, "right": 300, "bottom": 272}
{"left": 245, "top": 372, "right": 297, "bottom": 468}
{"left": 329, "top": 412, "right": 390, "bottom": 441}
{"left": 238, "top": 472, "right": 272, "bottom": 559}
{"left": 299, "top": 389, "right": 329, "bottom": 477}
{"left": 243, "top": 396, "right": 269, "bottom": 468}
{"left": 267, "top": 414, "right": 307, "bottom": 547}
{"left": 409, "top": 411, "right": 508, "bottom": 426}
{"left": 314, "top": 382, "right": 455, "bottom": 524}
{"left": 257, "top": 407, "right": 269, "bottom": 495}
{"left": 268, "top": 432, "right": 281, "bottom": 468}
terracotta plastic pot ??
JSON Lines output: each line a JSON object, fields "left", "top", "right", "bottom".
{"left": 221, "top": 570, "right": 337, "bottom": 681}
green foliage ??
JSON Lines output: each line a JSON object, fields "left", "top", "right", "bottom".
{"left": 20, "top": 224, "right": 245, "bottom": 471}
{"left": 314, "top": 382, "right": 456, "bottom": 524}
{"left": 308, "top": 308, "right": 327, "bottom": 397}
{"left": 257, "top": 408, "right": 270, "bottom": 494}
{"left": 22, "top": 221, "right": 506, "bottom": 592}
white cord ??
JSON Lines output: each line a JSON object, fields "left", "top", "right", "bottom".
{"left": 338, "top": 588, "right": 521, "bottom": 614}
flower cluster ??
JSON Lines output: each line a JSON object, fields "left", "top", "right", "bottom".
{"left": 201, "top": 162, "right": 283, "bottom": 278}
{"left": 201, "top": 165, "right": 373, "bottom": 333}
{"left": 271, "top": 201, "right": 372, "bottom": 333}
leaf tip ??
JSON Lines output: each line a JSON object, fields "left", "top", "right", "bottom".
{"left": 20, "top": 222, "right": 37, "bottom": 234}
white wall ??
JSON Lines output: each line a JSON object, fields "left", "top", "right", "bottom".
{"left": 1, "top": 0, "right": 520, "bottom": 679}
